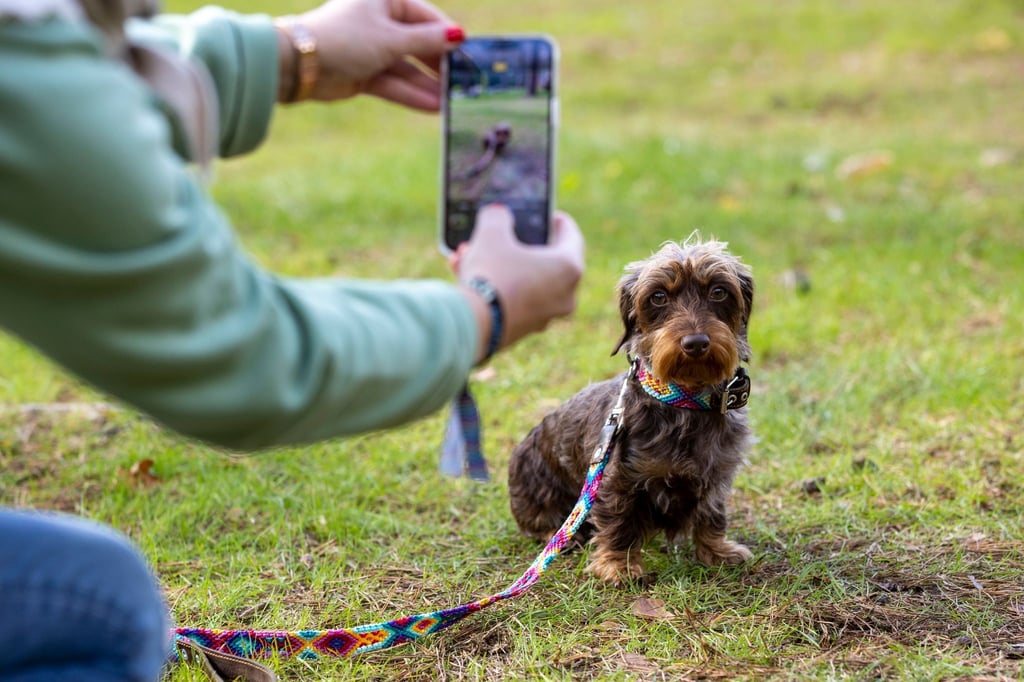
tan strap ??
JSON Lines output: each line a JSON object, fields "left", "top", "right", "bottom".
{"left": 176, "top": 638, "right": 278, "bottom": 682}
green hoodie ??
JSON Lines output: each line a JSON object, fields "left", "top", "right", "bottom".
{"left": 0, "top": 9, "right": 477, "bottom": 450}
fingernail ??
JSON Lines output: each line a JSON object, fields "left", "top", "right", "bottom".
{"left": 446, "top": 25, "right": 465, "bottom": 43}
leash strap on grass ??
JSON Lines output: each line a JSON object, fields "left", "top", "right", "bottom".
{"left": 439, "top": 384, "right": 490, "bottom": 481}
{"left": 173, "top": 363, "right": 636, "bottom": 674}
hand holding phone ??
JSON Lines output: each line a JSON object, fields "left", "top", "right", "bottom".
{"left": 453, "top": 204, "right": 584, "bottom": 355}
{"left": 440, "top": 36, "right": 559, "bottom": 253}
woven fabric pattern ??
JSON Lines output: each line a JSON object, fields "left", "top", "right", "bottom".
{"left": 636, "top": 362, "right": 713, "bottom": 410}
{"left": 175, "top": 427, "right": 612, "bottom": 660}
{"left": 457, "top": 388, "right": 489, "bottom": 481}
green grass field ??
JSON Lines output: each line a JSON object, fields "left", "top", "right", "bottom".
{"left": 2, "top": 0, "right": 1023, "bottom": 679}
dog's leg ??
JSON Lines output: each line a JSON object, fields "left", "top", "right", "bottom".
{"left": 508, "top": 429, "right": 580, "bottom": 541}
{"left": 586, "top": 542, "right": 645, "bottom": 586}
{"left": 691, "top": 496, "right": 752, "bottom": 566}
{"left": 585, "top": 495, "right": 652, "bottom": 585}
{"left": 509, "top": 477, "right": 577, "bottom": 541}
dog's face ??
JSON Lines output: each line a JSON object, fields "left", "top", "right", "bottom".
{"left": 614, "top": 239, "right": 753, "bottom": 389}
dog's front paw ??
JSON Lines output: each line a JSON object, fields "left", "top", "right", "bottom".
{"left": 586, "top": 547, "right": 645, "bottom": 586}
{"left": 695, "top": 537, "right": 753, "bottom": 566}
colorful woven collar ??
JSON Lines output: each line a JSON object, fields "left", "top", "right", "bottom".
{"left": 635, "top": 361, "right": 751, "bottom": 412}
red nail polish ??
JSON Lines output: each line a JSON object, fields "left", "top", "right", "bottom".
{"left": 446, "top": 25, "right": 465, "bottom": 43}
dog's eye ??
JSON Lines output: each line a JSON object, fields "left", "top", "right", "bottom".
{"left": 709, "top": 286, "right": 729, "bottom": 302}
{"left": 650, "top": 291, "right": 668, "bottom": 307}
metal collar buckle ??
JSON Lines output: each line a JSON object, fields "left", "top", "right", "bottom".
{"left": 719, "top": 367, "right": 751, "bottom": 414}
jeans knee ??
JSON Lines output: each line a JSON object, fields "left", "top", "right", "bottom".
{"left": 0, "top": 511, "right": 170, "bottom": 682}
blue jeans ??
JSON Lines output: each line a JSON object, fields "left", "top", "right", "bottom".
{"left": 0, "top": 510, "right": 170, "bottom": 682}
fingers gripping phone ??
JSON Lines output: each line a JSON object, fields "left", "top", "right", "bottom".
{"left": 439, "top": 35, "right": 559, "bottom": 253}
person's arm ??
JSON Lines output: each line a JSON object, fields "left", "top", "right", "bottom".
{"left": 0, "top": 20, "right": 477, "bottom": 450}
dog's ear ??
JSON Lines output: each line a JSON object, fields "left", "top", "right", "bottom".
{"left": 612, "top": 270, "right": 639, "bottom": 355}
{"left": 738, "top": 268, "right": 754, "bottom": 362}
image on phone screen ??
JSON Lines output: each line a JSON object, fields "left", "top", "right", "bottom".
{"left": 442, "top": 37, "right": 556, "bottom": 251}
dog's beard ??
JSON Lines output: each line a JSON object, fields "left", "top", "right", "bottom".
{"left": 642, "top": 318, "right": 739, "bottom": 389}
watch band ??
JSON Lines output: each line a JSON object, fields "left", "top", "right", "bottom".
{"left": 275, "top": 17, "right": 318, "bottom": 103}
{"left": 466, "top": 277, "right": 503, "bottom": 363}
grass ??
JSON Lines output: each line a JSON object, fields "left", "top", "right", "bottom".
{"left": 2, "top": 0, "right": 1023, "bottom": 679}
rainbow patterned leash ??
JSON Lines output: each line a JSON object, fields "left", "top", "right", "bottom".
{"left": 174, "top": 362, "right": 636, "bottom": 663}
{"left": 439, "top": 385, "right": 490, "bottom": 481}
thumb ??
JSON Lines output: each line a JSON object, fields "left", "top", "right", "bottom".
{"left": 549, "top": 211, "right": 585, "bottom": 266}
{"left": 469, "top": 204, "right": 517, "bottom": 248}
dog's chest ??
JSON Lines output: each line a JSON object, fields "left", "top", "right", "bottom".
{"left": 612, "top": 438, "right": 698, "bottom": 515}
{"left": 643, "top": 473, "right": 702, "bottom": 516}
{"left": 617, "top": 412, "right": 745, "bottom": 513}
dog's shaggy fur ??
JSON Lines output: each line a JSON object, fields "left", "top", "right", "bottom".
{"left": 508, "top": 237, "right": 755, "bottom": 585}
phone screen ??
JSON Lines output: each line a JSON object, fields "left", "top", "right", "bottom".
{"left": 441, "top": 36, "right": 557, "bottom": 252}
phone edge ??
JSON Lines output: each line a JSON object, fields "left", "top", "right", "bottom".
{"left": 437, "top": 34, "right": 560, "bottom": 256}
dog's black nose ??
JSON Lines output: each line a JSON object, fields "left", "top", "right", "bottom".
{"left": 682, "top": 333, "right": 711, "bottom": 358}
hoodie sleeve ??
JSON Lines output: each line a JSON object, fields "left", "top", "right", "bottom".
{"left": 0, "top": 17, "right": 478, "bottom": 451}
{"left": 127, "top": 7, "right": 279, "bottom": 158}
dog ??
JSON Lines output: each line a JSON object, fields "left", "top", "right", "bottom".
{"left": 508, "top": 237, "right": 755, "bottom": 585}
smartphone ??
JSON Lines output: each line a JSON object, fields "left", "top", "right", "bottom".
{"left": 439, "top": 35, "right": 559, "bottom": 253}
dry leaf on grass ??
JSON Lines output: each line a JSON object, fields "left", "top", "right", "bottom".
{"left": 632, "top": 597, "right": 675, "bottom": 621}
{"left": 552, "top": 647, "right": 601, "bottom": 671}
{"left": 979, "top": 147, "right": 1015, "bottom": 168}
{"left": 471, "top": 366, "right": 497, "bottom": 382}
{"left": 620, "top": 651, "right": 661, "bottom": 673}
{"left": 835, "top": 150, "right": 893, "bottom": 180}
{"left": 127, "top": 458, "right": 160, "bottom": 487}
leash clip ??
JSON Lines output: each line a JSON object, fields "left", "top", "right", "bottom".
{"left": 589, "top": 361, "right": 635, "bottom": 464}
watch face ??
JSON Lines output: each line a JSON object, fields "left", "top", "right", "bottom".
{"left": 467, "top": 277, "right": 498, "bottom": 304}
